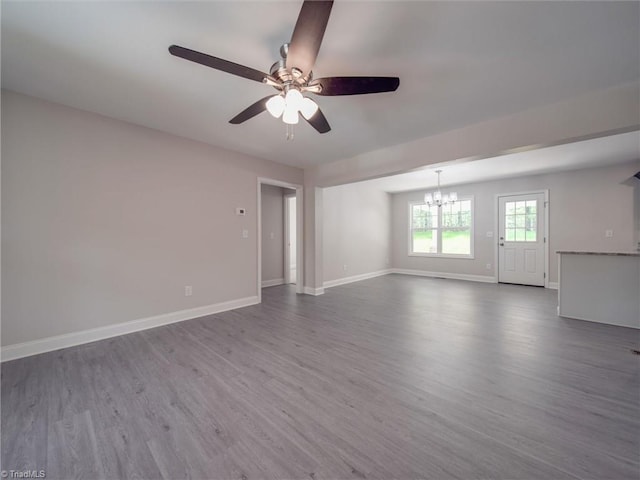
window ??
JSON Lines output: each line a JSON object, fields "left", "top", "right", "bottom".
{"left": 409, "top": 198, "right": 473, "bottom": 257}
{"left": 504, "top": 200, "right": 537, "bottom": 242}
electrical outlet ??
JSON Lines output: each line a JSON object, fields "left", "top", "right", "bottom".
{"left": 486, "top": 263, "right": 492, "bottom": 270}
{"left": 605, "top": 229, "right": 614, "bottom": 238}
{"left": 185, "top": 286, "right": 193, "bottom": 297}
{"left": 343, "top": 264, "right": 348, "bottom": 272}
{"left": 270, "top": 232, "right": 275, "bottom": 240}
{"left": 486, "top": 231, "right": 494, "bottom": 238}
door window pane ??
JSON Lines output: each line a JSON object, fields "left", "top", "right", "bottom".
{"left": 525, "top": 229, "right": 537, "bottom": 241}
{"left": 506, "top": 202, "right": 515, "bottom": 214}
{"left": 506, "top": 229, "right": 515, "bottom": 241}
{"left": 504, "top": 200, "right": 538, "bottom": 242}
{"left": 526, "top": 201, "right": 536, "bottom": 214}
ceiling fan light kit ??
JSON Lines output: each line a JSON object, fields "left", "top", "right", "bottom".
{"left": 266, "top": 88, "right": 320, "bottom": 125}
{"left": 169, "top": 0, "right": 399, "bottom": 138}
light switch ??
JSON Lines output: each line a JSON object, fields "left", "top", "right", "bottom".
{"left": 270, "top": 232, "right": 275, "bottom": 240}
{"left": 605, "top": 229, "right": 614, "bottom": 238}
{"left": 242, "top": 229, "right": 249, "bottom": 238}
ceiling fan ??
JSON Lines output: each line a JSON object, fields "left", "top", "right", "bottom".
{"left": 169, "top": 0, "right": 399, "bottom": 136}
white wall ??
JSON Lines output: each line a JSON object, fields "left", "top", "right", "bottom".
{"left": 310, "top": 83, "right": 640, "bottom": 188}
{"left": 1, "top": 90, "right": 303, "bottom": 347}
{"left": 323, "top": 182, "right": 391, "bottom": 284}
{"left": 391, "top": 161, "right": 640, "bottom": 284}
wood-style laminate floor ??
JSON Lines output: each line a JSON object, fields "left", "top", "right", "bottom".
{"left": 2, "top": 275, "right": 639, "bottom": 479}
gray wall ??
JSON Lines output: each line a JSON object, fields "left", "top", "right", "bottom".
{"left": 323, "top": 182, "right": 391, "bottom": 283}
{"left": 391, "top": 161, "right": 640, "bottom": 283}
{"left": 1, "top": 91, "right": 303, "bottom": 346}
{"left": 260, "top": 184, "right": 289, "bottom": 284}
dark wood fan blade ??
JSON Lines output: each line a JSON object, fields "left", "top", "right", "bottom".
{"left": 303, "top": 107, "right": 331, "bottom": 134}
{"left": 312, "top": 76, "right": 400, "bottom": 96}
{"left": 286, "top": 1, "right": 333, "bottom": 77}
{"left": 169, "top": 45, "right": 269, "bottom": 83}
{"left": 229, "top": 96, "right": 273, "bottom": 124}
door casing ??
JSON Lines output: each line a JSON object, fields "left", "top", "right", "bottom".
{"left": 284, "top": 194, "right": 296, "bottom": 285}
{"left": 258, "top": 178, "right": 304, "bottom": 302}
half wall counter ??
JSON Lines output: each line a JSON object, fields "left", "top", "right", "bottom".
{"left": 557, "top": 251, "right": 640, "bottom": 329}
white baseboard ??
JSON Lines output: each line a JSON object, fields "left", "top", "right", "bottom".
{"left": 261, "top": 278, "right": 284, "bottom": 288}
{"left": 0, "top": 295, "right": 259, "bottom": 363}
{"left": 303, "top": 286, "right": 325, "bottom": 296}
{"left": 324, "top": 269, "right": 392, "bottom": 289}
{"left": 392, "top": 268, "right": 497, "bottom": 284}
{"left": 394, "top": 269, "right": 558, "bottom": 288}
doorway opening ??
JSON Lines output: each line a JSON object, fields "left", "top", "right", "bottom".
{"left": 258, "top": 178, "right": 303, "bottom": 302}
{"left": 496, "top": 190, "right": 549, "bottom": 287}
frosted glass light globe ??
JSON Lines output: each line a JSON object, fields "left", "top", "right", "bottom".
{"left": 300, "top": 97, "right": 319, "bottom": 119}
{"left": 285, "top": 89, "right": 304, "bottom": 111}
{"left": 266, "top": 95, "right": 285, "bottom": 118}
{"left": 282, "top": 104, "right": 299, "bottom": 124}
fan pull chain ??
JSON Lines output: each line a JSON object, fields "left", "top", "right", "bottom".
{"left": 286, "top": 124, "right": 294, "bottom": 141}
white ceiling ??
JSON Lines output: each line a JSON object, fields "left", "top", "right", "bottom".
{"left": 2, "top": 1, "right": 639, "bottom": 168}
{"left": 360, "top": 131, "right": 640, "bottom": 193}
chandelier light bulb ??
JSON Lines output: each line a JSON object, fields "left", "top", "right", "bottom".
{"left": 266, "top": 95, "right": 286, "bottom": 118}
{"left": 300, "top": 97, "right": 319, "bottom": 119}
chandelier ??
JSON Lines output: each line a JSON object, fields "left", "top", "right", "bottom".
{"left": 424, "top": 170, "right": 457, "bottom": 207}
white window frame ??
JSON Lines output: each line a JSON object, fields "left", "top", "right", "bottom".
{"left": 408, "top": 197, "right": 475, "bottom": 259}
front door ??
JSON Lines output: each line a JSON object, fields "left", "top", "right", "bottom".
{"left": 498, "top": 193, "right": 546, "bottom": 286}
